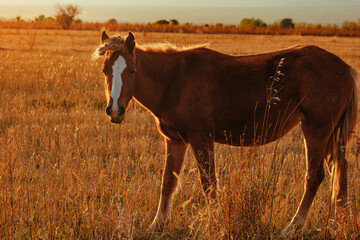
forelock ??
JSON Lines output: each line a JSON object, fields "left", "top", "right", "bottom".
{"left": 92, "top": 36, "right": 126, "bottom": 60}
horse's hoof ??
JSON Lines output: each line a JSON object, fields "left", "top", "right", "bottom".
{"left": 282, "top": 222, "right": 303, "bottom": 237}
{"left": 148, "top": 221, "right": 165, "bottom": 233}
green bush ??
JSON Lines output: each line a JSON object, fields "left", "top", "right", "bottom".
{"left": 280, "top": 18, "right": 294, "bottom": 28}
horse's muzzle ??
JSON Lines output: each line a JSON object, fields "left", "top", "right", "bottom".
{"left": 107, "top": 105, "right": 125, "bottom": 124}
{"left": 110, "top": 116, "right": 124, "bottom": 124}
{"left": 110, "top": 111, "right": 124, "bottom": 124}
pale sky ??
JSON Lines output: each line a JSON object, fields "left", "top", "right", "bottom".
{"left": 0, "top": 0, "right": 359, "bottom": 25}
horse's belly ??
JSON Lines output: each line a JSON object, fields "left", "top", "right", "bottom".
{"left": 213, "top": 117, "right": 301, "bottom": 146}
{"left": 213, "top": 129, "right": 248, "bottom": 146}
{"left": 214, "top": 128, "right": 287, "bottom": 146}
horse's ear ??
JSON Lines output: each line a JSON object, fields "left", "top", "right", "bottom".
{"left": 101, "top": 31, "right": 109, "bottom": 43}
{"left": 125, "top": 32, "right": 135, "bottom": 53}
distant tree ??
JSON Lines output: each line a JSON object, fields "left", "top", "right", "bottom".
{"left": 55, "top": 4, "right": 81, "bottom": 30}
{"left": 46, "top": 16, "right": 55, "bottom": 22}
{"left": 280, "top": 18, "right": 295, "bottom": 28}
{"left": 240, "top": 17, "right": 266, "bottom": 27}
{"left": 15, "top": 16, "right": 22, "bottom": 21}
{"left": 240, "top": 18, "right": 254, "bottom": 27}
{"left": 216, "top": 23, "right": 223, "bottom": 27}
{"left": 74, "top": 18, "right": 82, "bottom": 24}
{"left": 315, "top": 23, "right": 322, "bottom": 29}
{"left": 348, "top": 21, "right": 358, "bottom": 30}
{"left": 155, "top": 19, "right": 169, "bottom": 25}
{"left": 107, "top": 18, "right": 117, "bottom": 25}
{"left": 35, "top": 14, "right": 46, "bottom": 22}
{"left": 254, "top": 18, "right": 266, "bottom": 27}
{"left": 341, "top": 21, "right": 349, "bottom": 30}
{"left": 34, "top": 15, "right": 55, "bottom": 23}
{"left": 169, "top": 19, "right": 179, "bottom": 25}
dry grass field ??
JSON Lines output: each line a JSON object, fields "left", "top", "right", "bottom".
{"left": 0, "top": 29, "right": 360, "bottom": 239}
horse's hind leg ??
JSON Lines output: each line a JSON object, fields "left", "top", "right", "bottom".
{"left": 283, "top": 122, "right": 329, "bottom": 234}
{"left": 150, "top": 139, "right": 188, "bottom": 230}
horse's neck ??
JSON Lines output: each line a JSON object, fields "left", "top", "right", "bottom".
{"left": 133, "top": 48, "right": 175, "bottom": 116}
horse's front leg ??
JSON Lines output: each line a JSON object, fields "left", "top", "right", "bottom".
{"left": 188, "top": 134, "right": 217, "bottom": 202}
{"left": 150, "top": 138, "right": 188, "bottom": 229}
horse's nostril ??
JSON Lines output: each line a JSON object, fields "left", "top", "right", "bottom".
{"left": 106, "top": 106, "right": 112, "bottom": 116}
{"left": 119, "top": 106, "right": 125, "bottom": 115}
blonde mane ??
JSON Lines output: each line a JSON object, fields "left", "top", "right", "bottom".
{"left": 137, "top": 42, "right": 210, "bottom": 53}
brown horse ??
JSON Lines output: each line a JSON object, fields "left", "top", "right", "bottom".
{"left": 93, "top": 31, "right": 358, "bottom": 234}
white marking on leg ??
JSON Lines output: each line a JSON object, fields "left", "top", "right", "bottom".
{"left": 111, "top": 56, "right": 126, "bottom": 111}
{"left": 151, "top": 192, "right": 174, "bottom": 229}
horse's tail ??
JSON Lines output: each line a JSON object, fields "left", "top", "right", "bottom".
{"left": 326, "top": 67, "right": 359, "bottom": 203}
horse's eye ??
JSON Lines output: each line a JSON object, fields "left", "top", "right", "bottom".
{"left": 102, "top": 68, "right": 106, "bottom": 75}
{"left": 131, "top": 69, "right": 136, "bottom": 75}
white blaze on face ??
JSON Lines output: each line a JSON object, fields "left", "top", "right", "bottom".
{"left": 111, "top": 56, "right": 126, "bottom": 111}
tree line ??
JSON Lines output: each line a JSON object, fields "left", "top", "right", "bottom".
{"left": 5, "top": 4, "right": 360, "bottom": 36}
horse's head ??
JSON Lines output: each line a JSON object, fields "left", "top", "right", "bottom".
{"left": 95, "top": 31, "right": 136, "bottom": 124}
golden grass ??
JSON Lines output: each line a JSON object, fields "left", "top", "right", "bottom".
{"left": 0, "top": 29, "right": 360, "bottom": 239}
